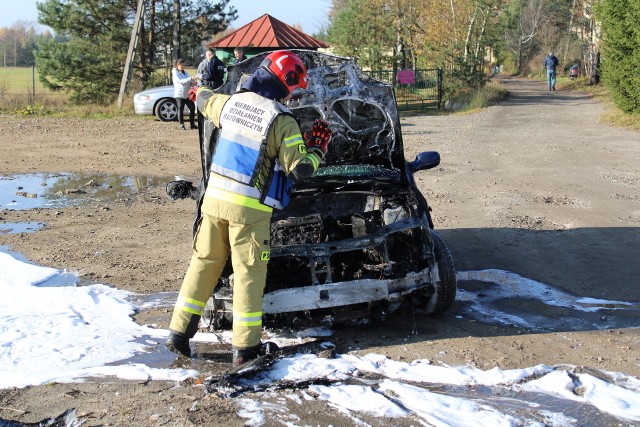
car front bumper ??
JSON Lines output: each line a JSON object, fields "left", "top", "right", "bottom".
{"left": 133, "top": 95, "right": 154, "bottom": 115}
{"left": 262, "top": 265, "right": 436, "bottom": 314}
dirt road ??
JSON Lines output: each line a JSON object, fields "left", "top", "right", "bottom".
{"left": 1, "top": 77, "right": 639, "bottom": 425}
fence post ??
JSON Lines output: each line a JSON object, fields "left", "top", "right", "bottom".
{"left": 32, "top": 65, "right": 36, "bottom": 100}
{"left": 437, "top": 68, "right": 443, "bottom": 109}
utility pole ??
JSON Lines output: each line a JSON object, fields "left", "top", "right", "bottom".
{"left": 117, "top": 0, "right": 146, "bottom": 108}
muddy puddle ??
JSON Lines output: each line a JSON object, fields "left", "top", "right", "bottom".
{"left": 0, "top": 173, "right": 167, "bottom": 210}
{"left": 118, "top": 339, "right": 232, "bottom": 373}
{"left": 0, "top": 221, "right": 44, "bottom": 235}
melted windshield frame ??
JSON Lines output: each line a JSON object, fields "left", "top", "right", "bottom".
{"left": 311, "top": 164, "right": 398, "bottom": 179}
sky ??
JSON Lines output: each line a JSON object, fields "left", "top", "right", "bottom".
{"left": 0, "top": 0, "right": 331, "bottom": 35}
{"left": 2, "top": 246, "right": 640, "bottom": 425}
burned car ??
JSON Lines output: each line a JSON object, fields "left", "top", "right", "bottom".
{"left": 170, "top": 50, "right": 456, "bottom": 329}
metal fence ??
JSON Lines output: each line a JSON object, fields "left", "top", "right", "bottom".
{"left": 364, "top": 68, "right": 443, "bottom": 111}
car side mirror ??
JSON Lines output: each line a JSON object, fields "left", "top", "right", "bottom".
{"left": 408, "top": 151, "right": 440, "bottom": 173}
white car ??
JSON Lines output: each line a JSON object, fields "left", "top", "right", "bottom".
{"left": 133, "top": 85, "right": 192, "bottom": 122}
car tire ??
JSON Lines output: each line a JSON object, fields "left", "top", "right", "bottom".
{"left": 155, "top": 98, "right": 178, "bottom": 122}
{"left": 428, "top": 229, "right": 457, "bottom": 315}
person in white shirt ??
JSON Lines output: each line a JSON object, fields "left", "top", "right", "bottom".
{"left": 172, "top": 58, "right": 197, "bottom": 130}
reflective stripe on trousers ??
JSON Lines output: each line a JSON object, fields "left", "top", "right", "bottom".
{"left": 176, "top": 294, "right": 206, "bottom": 315}
{"left": 233, "top": 311, "right": 262, "bottom": 327}
{"left": 206, "top": 186, "right": 273, "bottom": 213}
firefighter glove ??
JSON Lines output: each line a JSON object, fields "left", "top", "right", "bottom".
{"left": 304, "top": 119, "right": 331, "bottom": 157}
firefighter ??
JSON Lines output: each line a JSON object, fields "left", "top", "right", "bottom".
{"left": 166, "top": 50, "right": 332, "bottom": 365}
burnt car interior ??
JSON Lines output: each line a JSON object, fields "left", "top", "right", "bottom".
{"left": 169, "top": 50, "right": 456, "bottom": 329}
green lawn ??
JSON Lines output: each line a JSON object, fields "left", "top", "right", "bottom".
{"left": 0, "top": 66, "right": 50, "bottom": 94}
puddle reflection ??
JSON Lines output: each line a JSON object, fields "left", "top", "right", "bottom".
{"left": 0, "top": 173, "right": 167, "bottom": 210}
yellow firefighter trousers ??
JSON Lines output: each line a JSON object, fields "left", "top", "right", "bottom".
{"left": 169, "top": 211, "right": 271, "bottom": 349}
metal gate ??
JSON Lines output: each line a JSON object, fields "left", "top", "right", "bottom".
{"left": 364, "top": 68, "right": 443, "bottom": 111}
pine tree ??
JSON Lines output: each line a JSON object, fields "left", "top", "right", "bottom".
{"left": 35, "top": 0, "right": 236, "bottom": 104}
{"left": 598, "top": 0, "right": 640, "bottom": 113}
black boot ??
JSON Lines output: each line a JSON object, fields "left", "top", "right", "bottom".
{"left": 166, "top": 332, "right": 191, "bottom": 357}
{"left": 232, "top": 345, "right": 260, "bottom": 365}
{"left": 231, "top": 342, "right": 279, "bottom": 366}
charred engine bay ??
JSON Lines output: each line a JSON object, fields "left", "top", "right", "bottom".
{"left": 206, "top": 188, "right": 434, "bottom": 329}
{"left": 268, "top": 189, "right": 431, "bottom": 289}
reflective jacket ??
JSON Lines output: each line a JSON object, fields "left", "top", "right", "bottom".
{"left": 198, "top": 88, "right": 321, "bottom": 215}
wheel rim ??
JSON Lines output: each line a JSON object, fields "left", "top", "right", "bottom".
{"left": 159, "top": 102, "right": 177, "bottom": 121}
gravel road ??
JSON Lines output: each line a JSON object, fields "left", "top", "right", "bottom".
{"left": 0, "top": 77, "right": 638, "bottom": 426}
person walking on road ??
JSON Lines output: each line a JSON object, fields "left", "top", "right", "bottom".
{"left": 544, "top": 51, "right": 559, "bottom": 92}
{"left": 171, "top": 59, "right": 197, "bottom": 130}
{"left": 166, "top": 51, "right": 332, "bottom": 365}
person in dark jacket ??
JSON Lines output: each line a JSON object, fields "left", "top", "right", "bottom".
{"left": 544, "top": 52, "right": 559, "bottom": 91}
{"left": 196, "top": 49, "right": 214, "bottom": 87}
{"left": 202, "top": 49, "right": 226, "bottom": 89}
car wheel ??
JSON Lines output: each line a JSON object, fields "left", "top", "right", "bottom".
{"left": 426, "top": 229, "right": 457, "bottom": 315}
{"left": 155, "top": 98, "right": 178, "bottom": 122}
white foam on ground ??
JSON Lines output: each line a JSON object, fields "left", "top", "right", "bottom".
{"left": 456, "top": 269, "right": 637, "bottom": 313}
{"left": 241, "top": 352, "right": 640, "bottom": 424}
{"left": 3, "top": 251, "right": 640, "bottom": 424}
{"left": 0, "top": 251, "right": 196, "bottom": 388}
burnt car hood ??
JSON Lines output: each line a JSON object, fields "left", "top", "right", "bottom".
{"left": 201, "top": 50, "right": 405, "bottom": 179}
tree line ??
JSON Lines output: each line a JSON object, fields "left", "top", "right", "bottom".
{"left": 33, "top": 0, "right": 236, "bottom": 104}
{"left": 323, "top": 0, "right": 638, "bottom": 113}
{"left": 324, "top": 0, "right": 595, "bottom": 87}
{"left": 0, "top": 23, "right": 52, "bottom": 67}
{"left": 1, "top": 0, "right": 637, "bottom": 113}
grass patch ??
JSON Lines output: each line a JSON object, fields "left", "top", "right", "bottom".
{"left": 444, "top": 81, "right": 509, "bottom": 112}
{"left": 0, "top": 66, "right": 141, "bottom": 118}
{"left": 0, "top": 91, "right": 140, "bottom": 118}
{"left": 0, "top": 66, "right": 49, "bottom": 94}
{"left": 601, "top": 108, "right": 640, "bottom": 130}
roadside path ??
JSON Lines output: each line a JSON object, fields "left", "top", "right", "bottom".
{"left": 403, "top": 77, "right": 640, "bottom": 301}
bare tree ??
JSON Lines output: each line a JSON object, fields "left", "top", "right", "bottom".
{"left": 517, "top": 0, "right": 544, "bottom": 72}
{"left": 583, "top": 0, "right": 601, "bottom": 84}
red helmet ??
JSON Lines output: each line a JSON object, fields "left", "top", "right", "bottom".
{"left": 260, "top": 50, "right": 308, "bottom": 94}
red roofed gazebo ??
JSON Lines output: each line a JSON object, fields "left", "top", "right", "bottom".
{"left": 207, "top": 14, "right": 329, "bottom": 64}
